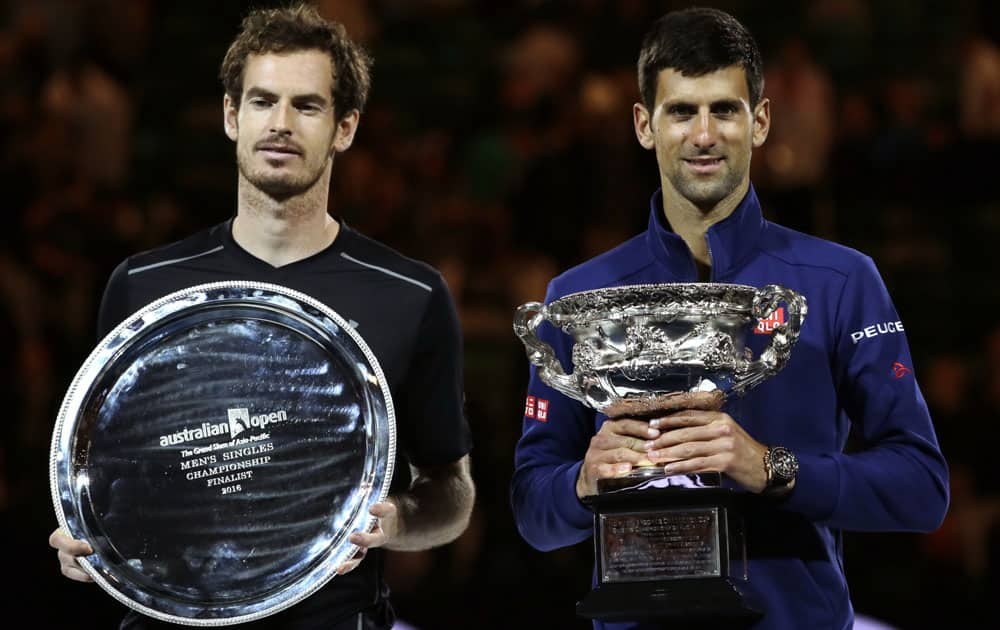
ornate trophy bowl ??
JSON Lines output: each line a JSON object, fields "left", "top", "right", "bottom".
{"left": 515, "top": 283, "right": 806, "bottom": 419}
{"left": 514, "top": 282, "right": 807, "bottom": 625}
{"left": 50, "top": 281, "right": 395, "bottom": 626}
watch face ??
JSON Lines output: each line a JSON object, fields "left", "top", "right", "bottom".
{"left": 770, "top": 447, "right": 798, "bottom": 482}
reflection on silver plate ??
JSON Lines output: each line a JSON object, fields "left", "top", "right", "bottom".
{"left": 49, "top": 281, "right": 396, "bottom": 626}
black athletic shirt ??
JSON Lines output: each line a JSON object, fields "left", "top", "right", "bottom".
{"left": 104, "top": 219, "right": 472, "bottom": 630}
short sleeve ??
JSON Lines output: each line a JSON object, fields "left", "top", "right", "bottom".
{"left": 395, "top": 275, "right": 472, "bottom": 467}
{"left": 96, "top": 260, "right": 131, "bottom": 341}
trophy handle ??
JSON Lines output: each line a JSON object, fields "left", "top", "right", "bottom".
{"left": 513, "top": 302, "right": 584, "bottom": 403}
{"left": 732, "top": 284, "right": 807, "bottom": 396}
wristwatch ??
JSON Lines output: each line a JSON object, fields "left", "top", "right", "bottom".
{"left": 762, "top": 445, "right": 799, "bottom": 497}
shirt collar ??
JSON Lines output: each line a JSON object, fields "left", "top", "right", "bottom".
{"left": 645, "top": 184, "right": 766, "bottom": 279}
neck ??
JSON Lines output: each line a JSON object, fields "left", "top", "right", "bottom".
{"left": 233, "top": 168, "right": 339, "bottom": 267}
{"left": 661, "top": 177, "right": 748, "bottom": 267}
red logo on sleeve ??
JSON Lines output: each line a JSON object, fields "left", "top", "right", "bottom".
{"left": 536, "top": 399, "right": 550, "bottom": 421}
{"left": 754, "top": 307, "right": 785, "bottom": 334}
{"left": 524, "top": 396, "right": 550, "bottom": 421}
{"left": 892, "top": 362, "right": 912, "bottom": 379}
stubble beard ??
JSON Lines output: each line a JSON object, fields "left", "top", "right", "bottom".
{"left": 237, "top": 150, "right": 328, "bottom": 201}
{"left": 669, "top": 166, "right": 743, "bottom": 211}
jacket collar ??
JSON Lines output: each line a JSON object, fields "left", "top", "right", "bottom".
{"left": 645, "top": 184, "right": 766, "bottom": 280}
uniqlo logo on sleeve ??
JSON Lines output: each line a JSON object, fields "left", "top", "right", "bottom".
{"left": 536, "top": 399, "right": 549, "bottom": 421}
{"left": 524, "top": 396, "right": 549, "bottom": 421}
{"left": 524, "top": 396, "right": 536, "bottom": 418}
{"left": 754, "top": 307, "right": 785, "bottom": 334}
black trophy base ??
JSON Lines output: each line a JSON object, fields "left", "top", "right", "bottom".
{"left": 576, "top": 577, "right": 762, "bottom": 626}
{"left": 579, "top": 479, "right": 763, "bottom": 626}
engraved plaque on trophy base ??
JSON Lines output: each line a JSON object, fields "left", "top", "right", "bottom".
{"left": 576, "top": 481, "right": 762, "bottom": 626}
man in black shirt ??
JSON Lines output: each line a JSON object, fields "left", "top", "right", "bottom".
{"left": 48, "top": 5, "right": 475, "bottom": 629}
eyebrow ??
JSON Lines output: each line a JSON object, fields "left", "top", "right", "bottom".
{"left": 243, "top": 87, "right": 330, "bottom": 107}
{"left": 662, "top": 98, "right": 743, "bottom": 111}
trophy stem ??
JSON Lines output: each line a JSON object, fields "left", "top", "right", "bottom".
{"left": 624, "top": 464, "right": 665, "bottom": 478}
{"left": 596, "top": 470, "right": 723, "bottom": 493}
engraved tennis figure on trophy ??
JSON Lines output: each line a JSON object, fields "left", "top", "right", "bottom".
{"left": 514, "top": 282, "right": 806, "bottom": 623}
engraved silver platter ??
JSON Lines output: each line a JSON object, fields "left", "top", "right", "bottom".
{"left": 50, "top": 281, "right": 396, "bottom": 626}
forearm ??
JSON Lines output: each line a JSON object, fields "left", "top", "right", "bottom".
{"left": 385, "top": 456, "right": 474, "bottom": 551}
{"left": 784, "top": 438, "right": 949, "bottom": 532}
{"left": 511, "top": 460, "right": 593, "bottom": 551}
{"left": 511, "top": 387, "right": 596, "bottom": 551}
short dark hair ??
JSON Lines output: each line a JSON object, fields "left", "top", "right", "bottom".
{"left": 637, "top": 7, "right": 763, "bottom": 110}
{"left": 219, "top": 3, "right": 372, "bottom": 120}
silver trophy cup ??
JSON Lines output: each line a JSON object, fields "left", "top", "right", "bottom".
{"left": 515, "top": 282, "right": 806, "bottom": 418}
{"left": 514, "top": 282, "right": 807, "bottom": 623}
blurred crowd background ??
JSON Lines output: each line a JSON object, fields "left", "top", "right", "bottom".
{"left": 2, "top": 0, "right": 999, "bottom": 627}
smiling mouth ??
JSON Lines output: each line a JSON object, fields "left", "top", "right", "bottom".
{"left": 683, "top": 157, "right": 724, "bottom": 173}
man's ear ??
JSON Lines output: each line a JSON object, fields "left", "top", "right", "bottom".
{"left": 634, "top": 102, "right": 656, "bottom": 150}
{"left": 331, "top": 109, "right": 360, "bottom": 154}
{"left": 223, "top": 94, "right": 239, "bottom": 142}
{"left": 751, "top": 97, "right": 770, "bottom": 148}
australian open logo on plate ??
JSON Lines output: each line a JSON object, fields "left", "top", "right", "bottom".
{"left": 158, "top": 407, "right": 288, "bottom": 447}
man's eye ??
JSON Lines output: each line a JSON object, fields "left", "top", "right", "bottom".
{"left": 249, "top": 98, "right": 271, "bottom": 108}
{"left": 667, "top": 106, "right": 696, "bottom": 117}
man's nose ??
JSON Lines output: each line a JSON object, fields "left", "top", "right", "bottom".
{"left": 691, "top": 111, "right": 717, "bottom": 149}
{"left": 269, "top": 102, "right": 293, "bottom": 135}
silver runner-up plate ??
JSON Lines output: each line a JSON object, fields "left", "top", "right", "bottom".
{"left": 50, "top": 281, "right": 396, "bottom": 626}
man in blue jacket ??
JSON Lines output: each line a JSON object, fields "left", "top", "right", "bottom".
{"left": 510, "top": 7, "right": 948, "bottom": 630}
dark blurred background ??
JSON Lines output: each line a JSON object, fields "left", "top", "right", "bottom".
{"left": 2, "top": 0, "right": 999, "bottom": 628}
